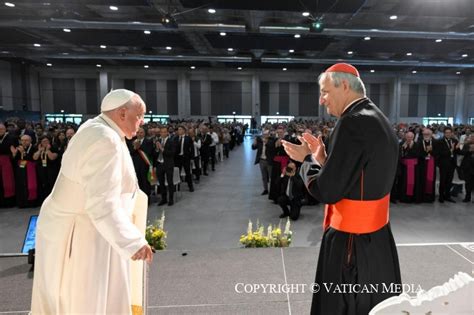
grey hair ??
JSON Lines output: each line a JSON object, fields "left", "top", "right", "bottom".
{"left": 318, "top": 72, "right": 366, "bottom": 95}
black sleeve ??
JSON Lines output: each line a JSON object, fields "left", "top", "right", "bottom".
{"left": 300, "top": 116, "right": 368, "bottom": 204}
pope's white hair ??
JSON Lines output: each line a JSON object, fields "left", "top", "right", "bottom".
{"left": 318, "top": 72, "right": 366, "bottom": 95}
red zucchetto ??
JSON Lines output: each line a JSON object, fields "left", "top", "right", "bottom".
{"left": 324, "top": 63, "right": 360, "bottom": 77}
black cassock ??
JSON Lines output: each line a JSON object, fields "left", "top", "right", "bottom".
{"left": 14, "top": 145, "right": 39, "bottom": 208}
{"left": 417, "top": 139, "right": 437, "bottom": 202}
{"left": 397, "top": 142, "right": 421, "bottom": 203}
{"left": 0, "top": 133, "right": 17, "bottom": 207}
{"left": 300, "top": 98, "right": 401, "bottom": 315}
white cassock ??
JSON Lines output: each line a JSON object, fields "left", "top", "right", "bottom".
{"left": 31, "top": 113, "right": 148, "bottom": 314}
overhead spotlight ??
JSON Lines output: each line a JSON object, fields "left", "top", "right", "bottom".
{"left": 4, "top": 2, "right": 15, "bottom": 7}
{"left": 310, "top": 20, "right": 324, "bottom": 33}
{"left": 227, "top": 48, "right": 234, "bottom": 51}
{"left": 437, "top": 113, "right": 441, "bottom": 117}
{"left": 435, "top": 39, "right": 442, "bottom": 43}
{"left": 390, "top": 15, "right": 398, "bottom": 20}
{"left": 370, "top": 69, "right": 375, "bottom": 73}
{"left": 456, "top": 71, "right": 461, "bottom": 75}
{"left": 412, "top": 70, "right": 417, "bottom": 74}
{"left": 161, "top": 14, "right": 178, "bottom": 29}
{"left": 96, "top": 64, "right": 102, "bottom": 68}
{"left": 46, "top": 63, "right": 52, "bottom": 67}
{"left": 144, "top": 30, "right": 151, "bottom": 34}
{"left": 62, "top": 52, "right": 69, "bottom": 55}
{"left": 294, "top": 34, "right": 301, "bottom": 38}
{"left": 462, "top": 54, "right": 468, "bottom": 57}
{"left": 208, "top": 8, "right": 216, "bottom": 14}
{"left": 220, "top": 32, "right": 226, "bottom": 36}
{"left": 166, "top": 46, "right": 172, "bottom": 50}
{"left": 282, "top": 68, "right": 287, "bottom": 71}
{"left": 364, "top": 36, "right": 371, "bottom": 40}
{"left": 289, "top": 49, "right": 294, "bottom": 53}
{"left": 406, "top": 52, "right": 412, "bottom": 56}
{"left": 34, "top": 43, "right": 41, "bottom": 47}
{"left": 109, "top": 6, "right": 118, "bottom": 11}
{"left": 144, "top": 65, "right": 149, "bottom": 69}
{"left": 63, "top": 28, "right": 71, "bottom": 32}
{"left": 237, "top": 67, "right": 242, "bottom": 70}
{"left": 347, "top": 51, "right": 353, "bottom": 55}
{"left": 190, "top": 66, "right": 196, "bottom": 69}
{"left": 100, "top": 45, "right": 107, "bottom": 49}
{"left": 302, "top": 12, "right": 310, "bottom": 17}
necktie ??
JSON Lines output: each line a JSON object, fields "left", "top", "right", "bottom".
{"left": 180, "top": 136, "right": 184, "bottom": 155}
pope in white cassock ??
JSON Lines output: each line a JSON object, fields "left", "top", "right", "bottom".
{"left": 31, "top": 89, "right": 154, "bottom": 314}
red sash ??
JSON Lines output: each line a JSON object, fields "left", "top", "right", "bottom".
{"left": 0, "top": 155, "right": 15, "bottom": 197}
{"left": 425, "top": 156, "right": 435, "bottom": 194}
{"left": 324, "top": 195, "right": 390, "bottom": 234}
{"left": 274, "top": 156, "right": 289, "bottom": 174}
{"left": 401, "top": 158, "right": 418, "bottom": 196}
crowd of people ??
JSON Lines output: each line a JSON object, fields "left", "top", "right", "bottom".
{"left": 0, "top": 117, "right": 247, "bottom": 209}
{"left": 252, "top": 120, "right": 474, "bottom": 220}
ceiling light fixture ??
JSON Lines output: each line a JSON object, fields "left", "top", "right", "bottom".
{"left": 294, "top": 34, "right": 301, "bottom": 38}
{"left": 100, "top": 45, "right": 107, "bottom": 49}
{"left": 208, "top": 8, "right": 216, "bottom": 14}
{"left": 456, "top": 71, "right": 461, "bottom": 75}
{"left": 96, "top": 64, "right": 102, "bottom": 68}
{"left": 166, "top": 46, "right": 172, "bottom": 50}
{"left": 144, "top": 65, "right": 149, "bottom": 69}
{"left": 462, "top": 54, "right": 468, "bottom": 57}
{"left": 46, "top": 63, "right": 52, "bottom": 67}
{"left": 302, "top": 12, "right": 310, "bottom": 17}
{"left": 390, "top": 15, "right": 398, "bottom": 20}
{"left": 144, "top": 30, "right": 151, "bottom": 34}
{"left": 435, "top": 39, "right": 442, "bottom": 43}
{"left": 406, "top": 52, "right": 412, "bottom": 56}
{"left": 34, "top": 43, "right": 41, "bottom": 47}
{"left": 370, "top": 69, "right": 375, "bottom": 73}
{"left": 190, "top": 66, "right": 196, "bottom": 69}
{"left": 412, "top": 70, "right": 417, "bottom": 74}
{"left": 227, "top": 48, "right": 234, "bottom": 51}
{"left": 364, "top": 36, "right": 371, "bottom": 40}
{"left": 347, "top": 51, "right": 353, "bottom": 55}
{"left": 4, "top": 2, "right": 15, "bottom": 7}
{"left": 220, "top": 32, "right": 226, "bottom": 36}
{"left": 289, "top": 49, "right": 294, "bottom": 53}
{"left": 237, "top": 67, "right": 242, "bottom": 70}
{"left": 282, "top": 68, "right": 287, "bottom": 71}
{"left": 63, "top": 28, "right": 71, "bottom": 32}
{"left": 109, "top": 6, "right": 118, "bottom": 11}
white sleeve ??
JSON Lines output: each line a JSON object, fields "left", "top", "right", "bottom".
{"left": 80, "top": 137, "right": 147, "bottom": 259}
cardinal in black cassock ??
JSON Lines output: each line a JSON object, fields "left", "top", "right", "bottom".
{"left": 417, "top": 128, "right": 437, "bottom": 202}
{"left": 283, "top": 63, "right": 401, "bottom": 315}
{"left": 398, "top": 131, "right": 421, "bottom": 203}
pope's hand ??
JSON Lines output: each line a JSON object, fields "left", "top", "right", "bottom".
{"left": 132, "top": 244, "right": 153, "bottom": 263}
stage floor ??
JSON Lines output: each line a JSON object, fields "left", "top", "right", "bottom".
{"left": 1, "top": 243, "right": 473, "bottom": 314}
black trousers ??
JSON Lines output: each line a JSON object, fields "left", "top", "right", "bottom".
{"left": 192, "top": 156, "right": 201, "bottom": 180}
{"left": 175, "top": 155, "right": 193, "bottom": 190}
{"left": 439, "top": 164, "right": 455, "bottom": 200}
{"left": 209, "top": 146, "right": 216, "bottom": 170}
{"left": 135, "top": 166, "right": 151, "bottom": 197}
{"left": 464, "top": 173, "right": 474, "bottom": 200}
{"left": 311, "top": 224, "right": 401, "bottom": 315}
{"left": 156, "top": 163, "right": 174, "bottom": 201}
{"left": 277, "top": 195, "right": 301, "bottom": 220}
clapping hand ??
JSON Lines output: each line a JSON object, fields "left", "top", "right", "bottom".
{"left": 282, "top": 132, "right": 327, "bottom": 165}
{"left": 10, "top": 145, "right": 17, "bottom": 156}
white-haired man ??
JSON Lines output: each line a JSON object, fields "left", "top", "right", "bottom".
{"left": 31, "top": 89, "right": 153, "bottom": 314}
{"left": 282, "top": 63, "right": 401, "bottom": 314}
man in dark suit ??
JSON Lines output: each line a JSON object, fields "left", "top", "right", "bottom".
{"left": 277, "top": 162, "right": 305, "bottom": 220}
{"left": 174, "top": 125, "right": 194, "bottom": 192}
{"left": 200, "top": 125, "right": 212, "bottom": 176}
{"left": 435, "top": 127, "right": 461, "bottom": 203}
{"left": 129, "top": 127, "right": 154, "bottom": 197}
{"left": 154, "top": 126, "right": 176, "bottom": 206}
{"left": 252, "top": 130, "right": 275, "bottom": 195}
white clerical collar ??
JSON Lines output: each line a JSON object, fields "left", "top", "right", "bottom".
{"left": 342, "top": 97, "right": 365, "bottom": 115}
{"left": 98, "top": 113, "right": 126, "bottom": 139}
